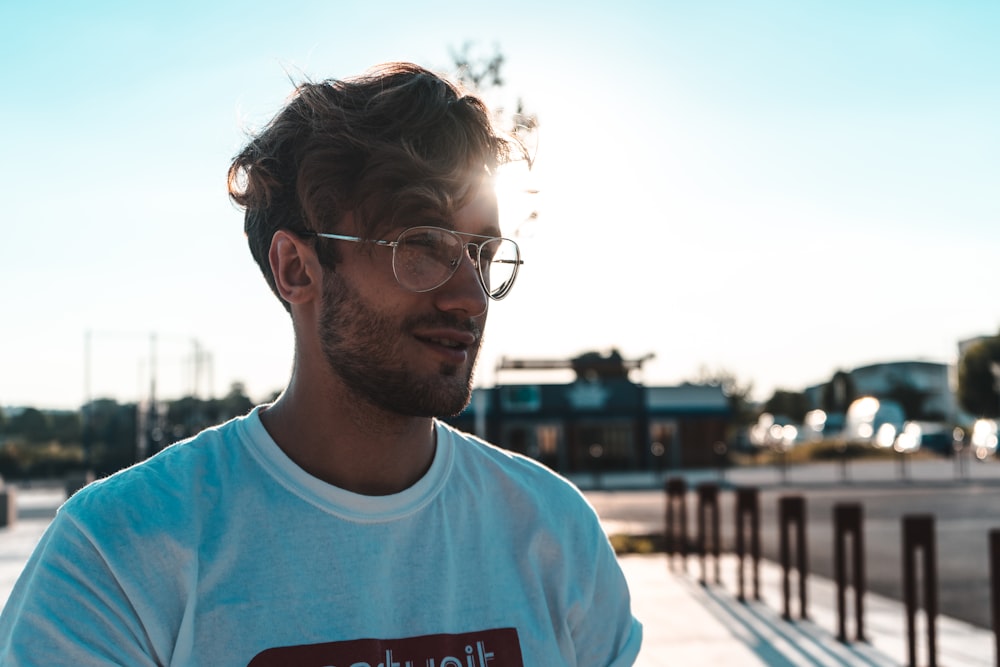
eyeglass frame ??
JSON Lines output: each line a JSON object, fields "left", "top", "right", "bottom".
{"left": 302, "top": 225, "right": 523, "bottom": 300}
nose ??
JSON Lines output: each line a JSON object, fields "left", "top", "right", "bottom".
{"left": 463, "top": 242, "right": 482, "bottom": 267}
{"left": 434, "top": 248, "right": 488, "bottom": 317}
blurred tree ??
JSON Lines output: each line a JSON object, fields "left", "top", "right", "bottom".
{"left": 0, "top": 405, "right": 6, "bottom": 433}
{"left": 450, "top": 43, "right": 539, "bottom": 149}
{"left": 764, "top": 390, "right": 809, "bottom": 423}
{"left": 958, "top": 333, "right": 1000, "bottom": 418}
{"left": 166, "top": 396, "right": 206, "bottom": 442}
{"left": 449, "top": 43, "right": 540, "bottom": 238}
{"left": 7, "top": 408, "right": 50, "bottom": 443}
{"left": 83, "top": 399, "right": 139, "bottom": 475}
{"left": 451, "top": 42, "right": 505, "bottom": 90}
{"left": 161, "top": 382, "right": 255, "bottom": 452}
{"left": 695, "top": 365, "right": 755, "bottom": 427}
{"left": 49, "top": 411, "right": 82, "bottom": 444}
{"left": 218, "top": 382, "right": 253, "bottom": 418}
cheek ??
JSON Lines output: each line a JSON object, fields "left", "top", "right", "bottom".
{"left": 338, "top": 250, "right": 397, "bottom": 295}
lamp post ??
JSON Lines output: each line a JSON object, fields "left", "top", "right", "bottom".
{"left": 713, "top": 441, "right": 728, "bottom": 484}
{"left": 589, "top": 443, "right": 604, "bottom": 490}
{"left": 650, "top": 441, "right": 665, "bottom": 478}
{"left": 837, "top": 438, "right": 851, "bottom": 483}
{"left": 952, "top": 427, "right": 968, "bottom": 480}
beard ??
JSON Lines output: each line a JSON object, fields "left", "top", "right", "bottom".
{"left": 318, "top": 271, "right": 484, "bottom": 418}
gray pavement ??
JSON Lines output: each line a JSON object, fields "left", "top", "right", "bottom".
{"left": 1, "top": 479, "right": 998, "bottom": 666}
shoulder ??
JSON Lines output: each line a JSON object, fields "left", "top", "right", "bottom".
{"left": 62, "top": 409, "right": 258, "bottom": 533}
{"left": 437, "top": 420, "right": 598, "bottom": 519}
{"left": 439, "top": 421, "right": 573, "bottom": 484}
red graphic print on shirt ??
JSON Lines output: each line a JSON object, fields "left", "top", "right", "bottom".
{"left": 247, "top": 627, "right": 523, "bottom": 666}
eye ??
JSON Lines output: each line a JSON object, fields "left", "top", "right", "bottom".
{"left": 399, "top": 228, "right": 460, "bottom": 265}
{"left": 478, "top": 238, "right": 502, "bottom": 263}
{"left": 401, "top": 230, "right": 438, "bottom": 248}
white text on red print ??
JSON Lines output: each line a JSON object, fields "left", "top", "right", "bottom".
{"left": 326, "top": 640, "right": 496, "bottom": 667}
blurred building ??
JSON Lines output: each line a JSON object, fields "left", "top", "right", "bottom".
{"left": 851, "top": 361, "right": 957, "bottom": 420}
{"left": 445, "top": 350, "right": 731, "bottom": 473}
{"left": 804, "top": 360, "right": 960, "bottom": 424}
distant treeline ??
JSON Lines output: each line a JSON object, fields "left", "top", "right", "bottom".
{"left": 0, "top": 383, "right": 260, "bottom": 480}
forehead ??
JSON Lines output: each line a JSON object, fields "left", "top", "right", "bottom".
{"left": 451, "top": 183, "right": 500, "bottom": 236}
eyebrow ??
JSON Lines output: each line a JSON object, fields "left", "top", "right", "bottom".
{"left": 398, "top": 224, "right": 506, "bottom": 240}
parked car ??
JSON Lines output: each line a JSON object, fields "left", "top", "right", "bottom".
{"left": 842, "top": 397, "right": 906, "bottom": 447}
{"left": 971, "top": 419, "right": 999, "bottom": 460}
{"left": 895, "top": 421, "right": 954, "bottom": 456}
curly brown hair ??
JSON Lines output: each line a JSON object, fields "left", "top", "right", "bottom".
{"left": 227, "top": 62, "right": 524, "bottom": 311}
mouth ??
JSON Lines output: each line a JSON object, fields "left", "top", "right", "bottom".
{"left": 424, "top": 337, "right": 467, "bottom": 349}
{"left": 413, "top": 329, "right": 479, "bottom": 363}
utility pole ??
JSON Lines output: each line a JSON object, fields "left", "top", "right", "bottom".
{"left": 991, "top": 362, "right": 1000, "bottom": 419}
{"left": 191, "top": 339, "right": 202, "bottom": 399}
{"left": 82, "top": 330, "right": 92, "bottom": 466}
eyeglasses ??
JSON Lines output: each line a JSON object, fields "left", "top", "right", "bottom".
{"left": 306, "top": 226, "right": 522, "bottom": 300}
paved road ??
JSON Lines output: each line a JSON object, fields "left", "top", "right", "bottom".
{"left": 584, "top": 458, "right": 1000, "bottom": 631}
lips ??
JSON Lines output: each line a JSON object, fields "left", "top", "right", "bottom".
{"left": 413, "top": 328, "right": 479, "bottom": 363}
{"left": 414, "top": 329, "right": 477, "bottom": 349}
{"left": 425, "top": 337, "right": 465, "bottom": 349}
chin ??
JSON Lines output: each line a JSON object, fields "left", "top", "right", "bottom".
{"left": 364, "top": 362, "right": 476, "bottom": 419}
{"left": 429, "top": 370, "right": 475, "bottom": 416}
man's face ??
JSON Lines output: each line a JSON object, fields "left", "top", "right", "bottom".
{"left": 317, "top": 185, "right": 498, "bottom": 417}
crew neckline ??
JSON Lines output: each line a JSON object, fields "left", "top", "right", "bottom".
{"left": 237, "top": 406, "right": 454, "bottom": 524}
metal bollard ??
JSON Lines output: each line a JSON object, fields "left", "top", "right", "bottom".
{"left": 953, "top": 440, "right": 968, "bottom": 480}
{"left": 903, "top": 515, "right": 938, "bottom": 667}
{"left": 0, "top": 486, "right": 16, "bottom": 529}
{"left": 990, "top": 530, "right": 1000, "bottom": 667}
{"left": 664, "top": 477, "right": 688, "bottom": 572}
{"left": 779, "top": 495, "right": 808, "bottom": 620}
{"left": 734, "top": 487, "right": 761, "bottom": 602}
{"left": 897, "top": 448, "right": 910, "bottom": 482}
{"left": 834, "top": 503, "right": 866, "bottom": 642}
{"left": 696, "top": 482, "right": 721, "bottom": 586}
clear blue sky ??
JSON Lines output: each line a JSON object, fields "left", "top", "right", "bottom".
{"left": 2, "top": 0, "right": 998, "bottom": 410}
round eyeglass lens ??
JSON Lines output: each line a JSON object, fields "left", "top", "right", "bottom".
{"left": 393, "top": 227, "right": 463, "bottom": 292}
{"left": 392, "top": 227, "right": 520, "bottom": 298}
{"left": 481, "top": 238, "right": 519, "bottom": 299}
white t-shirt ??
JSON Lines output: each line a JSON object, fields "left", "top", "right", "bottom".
{"left": 0, "top": 407, "right": 642, "bottom": 666}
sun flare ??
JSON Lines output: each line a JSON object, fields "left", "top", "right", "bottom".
{"left": 494, "top": 160, "right": 540, "bottom": 239}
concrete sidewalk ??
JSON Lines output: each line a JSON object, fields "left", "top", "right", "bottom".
{"left": 1, "top": 485, "right": 996, "bottom": 666}
{"left": 620, "top": 553, "right": 994, "bottom": 666}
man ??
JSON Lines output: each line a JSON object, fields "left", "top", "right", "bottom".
{"left": 0, "top": 62, "right": 642, "bottom": 665}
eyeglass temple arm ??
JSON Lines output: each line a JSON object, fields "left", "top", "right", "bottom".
{"left": 308, "top": 232, "right": 396, "bottom": 248}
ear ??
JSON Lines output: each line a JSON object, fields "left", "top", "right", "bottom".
{"left": 269, "top": 230, "right": 322, "bottom": 306}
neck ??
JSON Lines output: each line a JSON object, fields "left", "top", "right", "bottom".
{"left": 259, "top": 373, "right": 437, "bottom": 496}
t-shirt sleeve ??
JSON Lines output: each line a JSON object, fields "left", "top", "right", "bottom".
{"left": 0, "top": 510, "right": 162, "bottom": 666}
{"left": 567, "top": 509, "right": 643, "bottom": 666}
